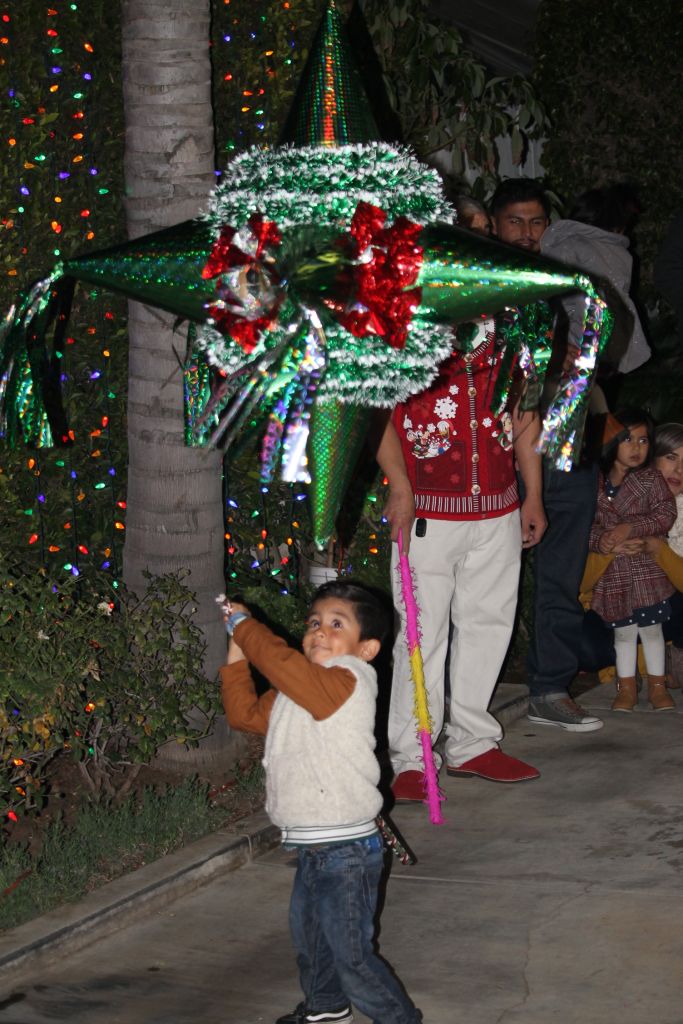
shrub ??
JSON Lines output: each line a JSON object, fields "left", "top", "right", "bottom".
{"left": 0, "top": 559, "right": 218, "bottom": 817}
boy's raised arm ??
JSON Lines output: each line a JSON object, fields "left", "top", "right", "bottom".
{"left": 230, "top": 617, "right": 356, "bottom": 720}
{"left": 221, "top": 653, "right": 276, "bottom": 736}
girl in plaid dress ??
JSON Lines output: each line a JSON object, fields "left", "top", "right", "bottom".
{"left": 589, "top": 409, "right": 677, "bottom": 712}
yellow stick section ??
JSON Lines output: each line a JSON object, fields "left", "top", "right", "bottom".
{"left": 410, "top": 648, "right": 432, "bottom": 733}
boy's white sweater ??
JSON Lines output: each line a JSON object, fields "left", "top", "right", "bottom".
{"left": 263, "top": 653, "right": 382, "bottom": 845}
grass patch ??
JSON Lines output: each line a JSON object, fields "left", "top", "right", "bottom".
{"left": 0, "top": 775, "right": 262, "bottom": 932}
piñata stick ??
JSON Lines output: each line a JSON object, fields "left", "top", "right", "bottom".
{"left": 397, "top": 529, "right": 444, "bottom": 824}
{"left": 376, "top": 814, "right": 417, "bottom": 865}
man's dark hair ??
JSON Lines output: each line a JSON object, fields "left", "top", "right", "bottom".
{"left": 311, "top": 580, "right": 391, "bottom": 646}
{"left": 489, "top": 177, "right": 551, "bottom": 219}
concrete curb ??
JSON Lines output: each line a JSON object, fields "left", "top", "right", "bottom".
{"left": 0, "top": 812, "right": 280, "bottom": 984}
{"left": 492, "top": 681, "right": 529, "bottom": 730}
{"left": 0, "top": 688, "right": 528, "bottom": 985}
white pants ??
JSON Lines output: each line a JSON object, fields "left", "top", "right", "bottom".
{"left": 389, "top": 512, "right": 522, "bottom": 772}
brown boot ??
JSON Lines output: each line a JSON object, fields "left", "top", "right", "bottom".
{"left": 612, "top": 676, "right": 638, "bottom": 712}
{"left": 647, "top": 674, "right": 676, "bottom": 711}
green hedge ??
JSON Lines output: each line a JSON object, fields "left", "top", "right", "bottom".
{"left": 0, "top": 558, "right": 217, "bottom": 816}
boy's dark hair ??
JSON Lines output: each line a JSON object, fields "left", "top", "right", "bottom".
{"left": 655, "top": 422, "right": 683, "bottom": 459}
{"left": 489, "top": 177, "right": 551, "bottom": 219}
{"left": 311, "top": 580, "right": 391, "bottom": 646}
{"left": 601, "top": 406, "right": 655, "bottom": 473}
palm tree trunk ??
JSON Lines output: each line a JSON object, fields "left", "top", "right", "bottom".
{"left": 121, "top": 0, "right": 240, "bottom": 767}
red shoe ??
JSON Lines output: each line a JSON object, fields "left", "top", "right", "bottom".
{"left": 391, "top": 770, "right": 426, "bottom": 802}
{"left": 446, "top": 748, "right": 539, "bottom": 783}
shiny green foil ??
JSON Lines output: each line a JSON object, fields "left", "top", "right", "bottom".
{"left": 308, "top": 401, "right": 372, "bottom": 547}
{"left": 415, "top": 225, "right": 588, "bottom": 322}
{"left": 64, "top": 221, "right": 216, "bottom": 322}
{"left": 280, "top": 0, "right": 378, "bottom": 147}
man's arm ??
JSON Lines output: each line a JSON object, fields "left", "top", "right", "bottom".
{"left": 374, "top": 412, "right": 415, "bottom": 550}
{"left": 512, "top": 405, "right": 547, "bottom": 548}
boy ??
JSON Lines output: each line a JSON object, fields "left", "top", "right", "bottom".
{"left": 221, "top": 581, "right": 422, "bottom": 1024}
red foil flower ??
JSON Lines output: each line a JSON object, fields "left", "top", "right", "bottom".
{"left": 202, "top": 213, "right": 282, "bottom": 353}
{"left": 335, "top": 201, "right": 424, "bottom": 350}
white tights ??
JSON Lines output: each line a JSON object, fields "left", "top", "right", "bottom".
{"left": 613, "top": 622, "right": 665, "bottom": 678}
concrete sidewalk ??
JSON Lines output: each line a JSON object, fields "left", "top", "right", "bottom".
{"left": 1, "top": 680, "right": 682, "bottom": 1023}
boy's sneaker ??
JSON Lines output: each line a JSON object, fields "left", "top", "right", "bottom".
{"left": 275, "top": 1004, "right": 353, "bottom": 1024}
{"left": 527, "top": 695, "right": 604, "bottom": 732}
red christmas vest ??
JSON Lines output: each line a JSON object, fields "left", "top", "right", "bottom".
{"left": 393, "top": 328, "right": 519, "bottom": 521}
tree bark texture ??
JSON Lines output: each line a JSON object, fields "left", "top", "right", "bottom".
{"left": 121, "top": 0, "right": 238, "bottom": 767}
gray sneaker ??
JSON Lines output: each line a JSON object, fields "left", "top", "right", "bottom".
{"left": 527, "top": 695, "right": 604, "bottom": 732}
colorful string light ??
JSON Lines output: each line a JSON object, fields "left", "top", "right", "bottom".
{"left": 1, "top": 0, "right": 393, "bottom": 611}
{"left": 0, "top": 1, "right": 126, "bottom": 585}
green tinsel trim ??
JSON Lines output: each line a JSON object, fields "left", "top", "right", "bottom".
{"left": 196, "top": 142, "right": 455, "bottom": 405}
{"left": 203, "top": 143, "right": 453, "bottom": 231}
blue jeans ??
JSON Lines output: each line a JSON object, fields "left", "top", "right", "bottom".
{"left": 289, "top": 834, "right": 421, "bottom": 1024}
{"left": 527, "top": 464, "right": 599, "bottom": 697}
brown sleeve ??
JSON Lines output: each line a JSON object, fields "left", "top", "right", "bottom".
{"left": 220, "top": 660, "right": 277, "bottom": 736}
{"left": 656, "top": 542, "right": 683, "bottom": 592}
{"left": 231, "top": 617, "right": 356, "bottom": 720}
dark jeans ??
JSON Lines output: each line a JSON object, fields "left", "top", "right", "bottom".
{"left": 580, "top": 590, "right": 683, "bottom": 671}
{"left": 527, "top": 464, "right": 599, "bottom": 697}
{"left": 289, "top": 834, "right": 421, "bottom": 1024}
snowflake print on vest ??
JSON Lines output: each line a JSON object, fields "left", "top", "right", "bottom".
{"left": 393, "top": 321, "right": 520, "bottom": 521}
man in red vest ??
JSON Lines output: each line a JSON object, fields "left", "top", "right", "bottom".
{"left": 377, "top": 307, "right": 546, "bottom": 799}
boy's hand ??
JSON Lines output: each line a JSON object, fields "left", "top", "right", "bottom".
{"left": 216, "top": 594, "right": 250, "bottom": 618}
{"left": 224, "top": 599, "right": 250, "bottom": 617}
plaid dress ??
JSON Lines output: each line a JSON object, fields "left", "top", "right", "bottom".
{"left": 590, "top": 468, "right": 677, "bottom": 625}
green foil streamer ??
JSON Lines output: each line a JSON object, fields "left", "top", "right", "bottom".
{"left": 0, "top": 272, "right": 69, "bottom": 447}
{"left": 541, "top": 290, "right": 613, "bottom": 468}
{"left": 492, "top": 302, "right": 555, "bottom": 414}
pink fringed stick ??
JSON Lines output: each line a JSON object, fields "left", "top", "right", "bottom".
{"left": 397, "top": 529, "right": 444, "bottom": 824}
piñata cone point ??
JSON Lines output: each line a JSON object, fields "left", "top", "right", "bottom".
{"left": 280, "top": 0, "right": 379, "bottom": 147}
{"left": 280, "top": 0, "right": 381, "bottom": 542}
